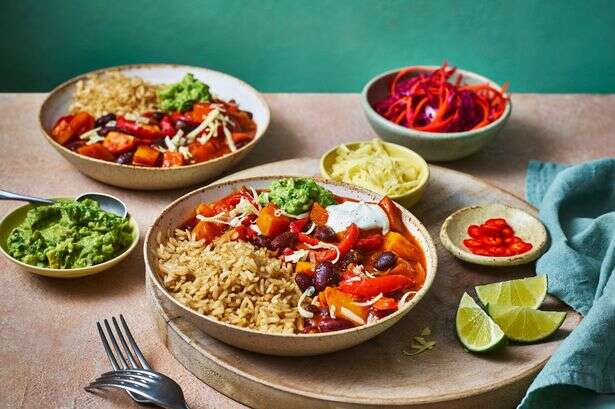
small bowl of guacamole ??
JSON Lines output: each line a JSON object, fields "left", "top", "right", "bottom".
{"left": 0, "top": 198, "right": 139, "bottom": 278}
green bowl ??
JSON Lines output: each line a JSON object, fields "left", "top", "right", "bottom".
{"left": 361, "top": 66, "right": 511, "bottom": 162}
{"left": 0, "top": 198, "right": 140, "bottom": 278}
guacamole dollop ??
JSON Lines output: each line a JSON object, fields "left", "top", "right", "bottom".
{"left": 267, "top": 178, "right": 336, "bottom": 215}
{"left": 158, "top": 73, "right": 212, "bottom": 113}
{"left": 7, "top": 199, "right": 133, "bottom": 269}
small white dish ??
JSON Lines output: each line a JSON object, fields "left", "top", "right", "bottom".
{"left": 439, "top": 204, "right": 547, "bottom": 267}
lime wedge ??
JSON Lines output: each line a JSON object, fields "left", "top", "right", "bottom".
{"left": 456, "top": 293, "right": 506, "bottom": 352}
{"left": 487, "top": 304, "right": 566, "bottom": 343}
{"left": 476, "top": 276, "right": 547, "bottom": 309}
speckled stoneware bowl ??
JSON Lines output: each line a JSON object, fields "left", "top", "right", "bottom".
{"left": 0, "top": 198, "right": 139, "bottom": 278}
{"left": 39, "top": 64, "right": 270, "bottom": 190}
{"left": 144, "top": 176, "right": 437, "bottom": 356}
{"left": 320, "top": 140, "right": 429, "bottom": 208}
{"left": 361, "top": 66, "right": 511, "bottom": 162}
{"left": 439, "top": 204, "right": 547, "bottom": 267}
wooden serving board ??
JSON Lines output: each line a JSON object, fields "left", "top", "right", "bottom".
{"left": 146, "top": 158, "right": 580, "bottom": 409}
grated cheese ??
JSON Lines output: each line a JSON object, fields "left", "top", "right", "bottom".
{"left": 330, "top": 138, "right": 422, "bottom": 196}
{"left": 297, "top": 286, "right": 316, "bottom": 318}
{"left": 352, "top": 293, "right": 383, "bottom": 307}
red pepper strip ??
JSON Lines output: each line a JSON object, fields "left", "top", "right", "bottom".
{"left": 339, "top": 275, "right": 414, "bottom": 298}
{"left": 160, "top": 116, "right": 175, "bottom": 136}
{"left": 378, "top": 197, "right": 404, "bottom": 233}
{"left": 116, "top": 117, "right": 162, "bottom": 139}
{"left": 289, "top": 217, "right": 310, "bottom": 234}
{"left": 298, "top": 233, "right": 318, "bottom": 246}
{"left": 356, "top": 235, "right": 384, "bottom": 251}
{"left": 337, "top": 223, "right": 359, "bottom": 257}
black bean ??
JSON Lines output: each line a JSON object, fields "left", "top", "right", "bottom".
{"left": 152, "top": 111, "right": 165, "bottom": 122}
{"left": 313, "top": 261, "right": 339, "bottom": 291}
{"left": 318, "top": 318, "right": 353, "bottom": 333}
{"left": 116, "top": 152, "right": 133, "bottom": 165}
{"left": 374, "top": 251, "right": 397, "bottom": 271}
{"left": 95, "top": 113, "right": 116, "bottom": 128}
{"left": 251, "top": 235, "right": 271, "bottom": 249}
{"left": 175, "top": 119, "right": 195, "bottom": 133}
{"left": 97, "top": 126, "right": 118, "bottom": 136}
{"left": 314, "top": 225, "right": 336, "bottom": 242}
{"left": 294, "top": 273, "right": 314, "bottom": 292}
{"left": 270, "top": 232, "right": 296, "bottom": 251}
{"left": 151, "top": 138, "right": 167, "bottom": 148}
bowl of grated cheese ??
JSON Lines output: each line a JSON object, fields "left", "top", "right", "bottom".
{"left": 320, "top": 139, "right": 429, "bottom": 208}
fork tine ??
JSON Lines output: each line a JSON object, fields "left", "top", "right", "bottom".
{"left": 96, "top": 322, "right": 119, "bottom": 370}
{"left": 86, "top": 379, "right": 151, "bottom": 395}
{"left": 111, "top": 317, "right": 139, "bottom": 368}
{"left": 119, "top": 314, "right": 151, "bottom": 369}
{"left": 103, "top": 319, "right": 129, "bottom": 369}
{"left": 100, "top": 369, "right": 161, "bottom": 380}
{"left": 96, "top": 374, "right": 156, "bottom": 385}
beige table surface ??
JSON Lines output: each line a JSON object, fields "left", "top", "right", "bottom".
{"left": 0, "top": 93, "right": 613, "bottom": 409}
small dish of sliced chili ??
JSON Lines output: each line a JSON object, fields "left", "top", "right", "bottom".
{"left": 439, "top": 204, "right": 547, "bottom": 267}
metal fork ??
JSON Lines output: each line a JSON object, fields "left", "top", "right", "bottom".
{"left": 86, "top": 368, "right": 190, "bottom": 409}
{"left": 86, "top": 315, "right": 189, "bottom": 409}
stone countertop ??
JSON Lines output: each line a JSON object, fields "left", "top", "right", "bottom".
{"left": 0, "top": 93, "right": 613, "bottom": 409}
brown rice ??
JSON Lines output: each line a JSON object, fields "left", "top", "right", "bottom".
{"left": 69, "top": 71, "right": 161, "bottom": 117}
{"left": 156, "top": 229, "right": 301, "bottom": 334}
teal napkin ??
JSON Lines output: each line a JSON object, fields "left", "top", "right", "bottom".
{"left": 519, "top": 158, "right": 615, "bottom": 409}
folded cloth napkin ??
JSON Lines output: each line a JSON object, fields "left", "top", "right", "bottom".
{"left": 519, "top": 158, "right": 615, "bottom": 409}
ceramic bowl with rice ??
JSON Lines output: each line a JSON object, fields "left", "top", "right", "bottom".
{"left": 39, "top": 64, "right": 270, "bottom": 190}
{"left": 144, "top": 176, "right": 437, "bottom": 356}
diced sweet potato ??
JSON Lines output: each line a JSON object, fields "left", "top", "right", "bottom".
{"left": 193, "top": 220, "right": 219, "bottom": 243}
{"left": 190, "top": 103, "right": 212, "bottom": 122}
{"left": 51, "top": 115, "right": 75, "bottom": 145}
{"left": 132, "top": 145, "right": 161, "bottom": 167}
{"left": 162, "top": 151, "right": 184, "bottom": 167}
{"left": 103, "top": 131, "right": 136, "bottom": 154}
{"left": 256, "top": 204, "right": 290, "bottom": 237}
{"left": 76, "top": 143, "right": 115, "bottom": 161}
{"left": 383, "top": 231, "right": 422, "bottom": 261}
{"left": 188, "top": 142, "right": 220, "bottom": 163}
{"left": 295, "top": 261, "right": 314, "bottom": 276}
{"left": 390, "top": 258, "right": 426, "bottom": 287}
{"left": 196, "top": 203, "right": 217, "bottom": 217}
{"left": 324, "top": 287, "right": 367, "bottom": 325}
{"left": 69, "top": 112, "right": 95, "bottom": 135}
{"left": 231, "top": 131, "right": 256, "bottom": 145}
{"left": 309, "top": 202, "right": 328, "bottom": 225}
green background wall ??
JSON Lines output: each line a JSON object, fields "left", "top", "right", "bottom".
{"left": 1, "top": 0, "right": 613, "bottom": 92}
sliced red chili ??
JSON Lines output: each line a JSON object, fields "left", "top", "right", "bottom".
{"left": 463, "top": 217, "right": 532, "bottom": 257}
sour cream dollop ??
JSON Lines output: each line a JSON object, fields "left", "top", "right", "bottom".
{"left": 326, "top": 201, "right": 389, "bottom": 233}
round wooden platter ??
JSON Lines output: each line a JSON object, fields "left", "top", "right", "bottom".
{"left": 146, "top": 158, "right": 580, "bottom": 409}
